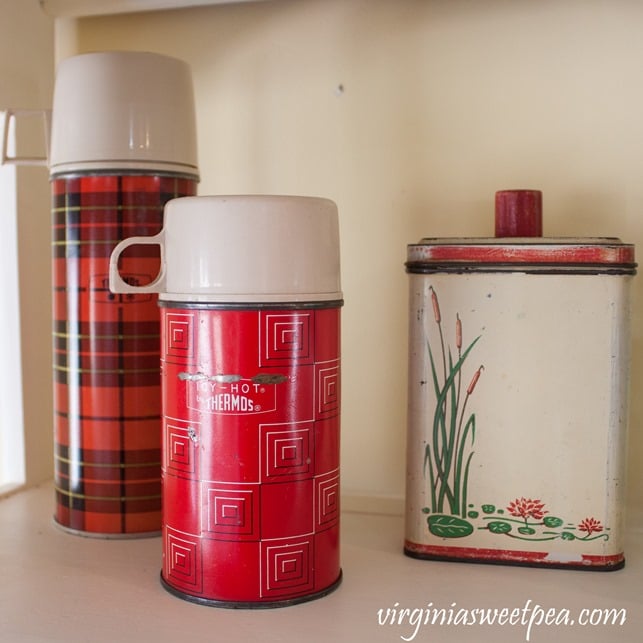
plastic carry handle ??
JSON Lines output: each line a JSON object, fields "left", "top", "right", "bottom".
{"left": 1, "top": 108, "right": 51, "bottom": 166}
{"left": 109, "top": 232, "right": 166, "bottom": 294}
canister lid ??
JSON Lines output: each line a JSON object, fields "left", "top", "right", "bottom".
{"left": 49, "top": 51, "right": 199, "bottom": 177}
{"left": 407, "top": 190, "right": 636, "bottom": 274}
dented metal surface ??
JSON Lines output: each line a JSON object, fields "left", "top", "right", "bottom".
{"left": 177, "top": 372, "right": 289, "bottom": 385}
{"left": 178, "top": 372, "right": 242, "bottom": 383}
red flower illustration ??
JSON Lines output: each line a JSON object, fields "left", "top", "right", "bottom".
{"left": 507, "top": 497, "right": 548, "bottom": 524}
{"left": 578, "top": 517, "right": 603, "bottom": 536}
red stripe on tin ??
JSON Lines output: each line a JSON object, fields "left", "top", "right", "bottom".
{"left": 407, "top": 241, "right": 635, "bottom": 265}
{"left": 404, "top": 540, "right": 624, "bottom": 568}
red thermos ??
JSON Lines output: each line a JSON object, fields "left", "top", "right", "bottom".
{"left": 110, "top": 195, "right": 343, "bottom": 606}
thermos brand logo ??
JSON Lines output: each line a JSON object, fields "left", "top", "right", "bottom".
{"left": 185, "top": 377, "right": 278, "bottom": 415}
{"left": 90, "top": 273, "right": 153, "bottom": 304}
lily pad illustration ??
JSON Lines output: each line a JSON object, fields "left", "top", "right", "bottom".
{"left": 427, "top": 514, "right": 474, "bottom": 538}
{"left": 487, "top": 520, "right": 512, "bottom": 534}
{"left": 518, "top": 526, "right": 536, "bottom": 535}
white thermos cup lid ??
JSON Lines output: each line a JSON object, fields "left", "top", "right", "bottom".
{"left": 49, "top": 51, "right": 199, "bottom": 177}
{"left": 109, "top": 195, "right": 343, "bottom": 304}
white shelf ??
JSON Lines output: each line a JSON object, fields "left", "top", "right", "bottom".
{"left": 40, "top": 0, "right": 263, "bottom": 18}
{"left": 1, "top": 482, "right": 641, "bottom": 642}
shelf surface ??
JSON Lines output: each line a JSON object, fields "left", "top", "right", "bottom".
{"left": 40, "top": 0, "right": 262, "bottom": 18}
{"left": 0, "top": 482, "right": 641, "bottom": 642}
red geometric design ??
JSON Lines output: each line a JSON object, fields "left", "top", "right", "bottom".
{"left": 316, "top": 361, "right": 340, "bottom": 419}
{"left": 262, "top": 537, "right": 314, "bottom": 598}
{"left": 158, "top": 304, "right": 342, "bottom": 603}
{"left": 261, "top": 424, "right": 313, "bottom": 482}
{"left": 315, "top": 471, "right": 340, "bottom": 529}
{"left": 165, "top": 528, "right": 202, "bottom": 593}
{"left": 166, "top": 313, "right": 194, "bottom": 357}
{"left": 203, "top": 482, "right": 260, "bottom": 541}
{"left": 165, "top": 423, "right": 198, "bottom": 478}
{"left": 261, "top": 313, "right": 313, "bottom": 365}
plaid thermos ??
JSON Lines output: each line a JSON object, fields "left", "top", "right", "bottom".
{"left": 50, "top": 52, "right": 199, "bottom": 536}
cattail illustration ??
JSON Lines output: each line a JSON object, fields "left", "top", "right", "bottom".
{"left": 430, "top": 286, "right": 441, "bottom": 323}
{"left": 467, "top": 365, "right": 484, "bottom": 395}
{"left": 429, "top": 286, "right": 447, "bottom": 381}
{"left": 423, "top": 288, "right": 482, "bottom": 519}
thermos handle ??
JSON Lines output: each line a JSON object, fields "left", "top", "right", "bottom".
{"left": 109, "top": 232, "right": 166, "bottom": 294}
{"left": 1, "top": 108, "right": 51, "bottom": 166}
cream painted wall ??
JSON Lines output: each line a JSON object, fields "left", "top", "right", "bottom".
{"left": 1, "top": 0, "right": 55, "bottom": 488}
{"left": 64, "top": 0, "right": 643, "bottom": 515}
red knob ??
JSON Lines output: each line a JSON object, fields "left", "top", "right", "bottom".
{"left": 495, "top": 189, "right": 543, "bottom": 237}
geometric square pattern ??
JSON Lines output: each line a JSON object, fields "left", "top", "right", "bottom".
{"left": 166, "top": 313, "right": 194, "bottom": 358}
{"left": 165, "top": 528, "right": 202, "bottom": 593}
{"left": 261, "top": 424, "right": 313, "bottom": 482}
{"left": 315, "top": 471, "right": 340, "bottom": 530}
{"left": 261, "top": 313, "right": 313, "bottom": 365}
{"left": 203, "top": 482, "right": 260, "bottom": 541}
{"left": 157, "top": 306, "right": 342, "bottom": 603}
{"left": 316, "top": 362, "right": 340, "bottom": 420}
{"left": 262, "top": 537, "right": 314, "bottom": 598}
{"left": 165, "top": 423, "right": 198, "bottom": 478}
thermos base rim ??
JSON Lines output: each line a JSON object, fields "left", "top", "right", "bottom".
{"left": 159, "top": 569, "right": 343, "bottom": 609}
{"left": 404, "top": 546, "right": 625, "bottom": 572}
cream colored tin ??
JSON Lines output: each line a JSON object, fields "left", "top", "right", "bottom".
{"left": 404, "top": 191, "right": 636, "bottom": 570}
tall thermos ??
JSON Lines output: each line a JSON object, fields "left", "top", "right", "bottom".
{"left": 48, "top": 52, "right": 199, "bottom": 536}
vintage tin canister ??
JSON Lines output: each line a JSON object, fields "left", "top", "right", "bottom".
{"left": 109, "top": 195, "right": 343, "bottom": 606}
{"left": 404, "top": 190, "right": 635, "bottom": 570}
{"left": 49, "top": 52, "right": 199, "bottom": 537}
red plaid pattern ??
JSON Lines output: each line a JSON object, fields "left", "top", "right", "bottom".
{"left": 52, "top": 174, "right": 197, "bottom": 535}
